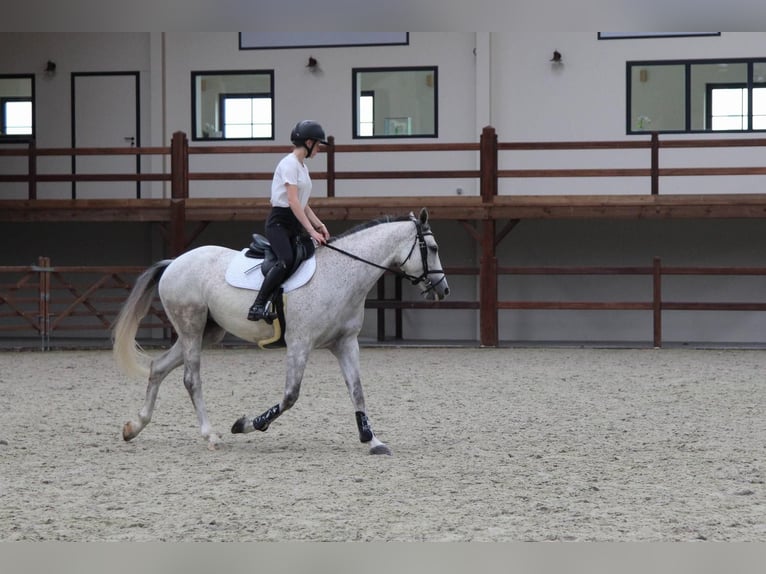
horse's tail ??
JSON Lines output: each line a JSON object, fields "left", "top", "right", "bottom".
{"left": 112, "top": 259, "right": 172, "bottom": 379}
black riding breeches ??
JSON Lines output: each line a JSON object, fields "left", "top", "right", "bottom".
{"left": 265, "top": 207, "right": 300, "bottom": 269}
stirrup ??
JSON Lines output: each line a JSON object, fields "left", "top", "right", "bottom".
{"left": 247, "top": 303, "right": 277, "bottom": 324}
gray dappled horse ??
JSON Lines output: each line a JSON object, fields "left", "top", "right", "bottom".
{"left": 112, "top": 209, "right": 449, "bottom": 454}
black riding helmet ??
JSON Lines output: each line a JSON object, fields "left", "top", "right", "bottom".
{"left": 290, "top": 120, "right": 328, "bottom": 155}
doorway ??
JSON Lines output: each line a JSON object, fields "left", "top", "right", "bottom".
{"left": 71, "top": 72, "right": 140, "bottom": 199}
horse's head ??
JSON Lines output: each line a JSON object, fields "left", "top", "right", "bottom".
{"left": 401, "top": 208, "right": 450, "bottom": 301}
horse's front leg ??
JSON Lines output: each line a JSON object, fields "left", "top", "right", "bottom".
{"left": 331, "top": 336, "right": 392, "bottom": 455}
{"left": 231, "top": 342, "right": 309, "bottom": 435}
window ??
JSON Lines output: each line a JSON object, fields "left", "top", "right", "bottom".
{"left": 352, "top": 66, "right": 438, "bottom": 138}
{"left": 627, "top": 59, "right": 766, "bottom": 134}
{"left": 191, "top": 71, "right": 274, "bottom": 141}
{"left": 0, "top": 75, "right": 34, "bottom": 139}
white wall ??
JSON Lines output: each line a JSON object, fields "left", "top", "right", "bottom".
{"left": 490, "top": 32, "right": 766, "bottom": 196}
{"left": 491, "top": 32, "right": 766, "bottom": 139}
{"left": 161, "top": 32, "right": 479, "bottom": 199}
{"left": 0, "top": 33, "right": 151, "bottom": 146}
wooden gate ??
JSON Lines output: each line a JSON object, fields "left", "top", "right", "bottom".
{"left": 0, "top": 257, "right": 171, "bottom": 350}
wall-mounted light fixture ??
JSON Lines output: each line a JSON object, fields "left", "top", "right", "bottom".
{"left": 44, "top": 60, "right": 57, "bottom": 76}
{"left": 306, "top": 56, "right": 321, "bottom": 74}
{"left": 550, "top": 50, "right": 563, "bottom": 66}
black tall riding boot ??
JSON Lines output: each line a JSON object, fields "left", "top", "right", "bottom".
{"left": 247, "top": 263, "right": 288, "bottom": 323}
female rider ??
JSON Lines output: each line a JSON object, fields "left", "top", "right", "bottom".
{"left": 248, "top": 120, "right": 331, "bottom": 322}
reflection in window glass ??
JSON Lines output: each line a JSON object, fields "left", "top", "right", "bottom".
{"left": 753, "top": 87, "right": 766, "bottom": 129}
{"left": 223, "top": 96, "right": 272, "bottom": 139}
{"left": 3, "top": 100, "right": 32, "bottom": 135}
{"left": 629, "top": 64, "right": 686, "bottom": 132}
{"left": 711, "top": 88, "right": 747, "bottom": 130}
{"left": 707, "top": 85, "right": 766, "bottom": 130}
{"left": 359, "top": 92, "right": 374, "bottom": 136}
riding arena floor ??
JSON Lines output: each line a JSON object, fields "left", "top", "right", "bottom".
{"left": 1, "top": 346, "right": 764, "bottom": 542}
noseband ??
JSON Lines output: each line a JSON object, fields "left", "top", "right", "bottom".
{"left": 323, "top": 217, "right": 445, "bottom": 295}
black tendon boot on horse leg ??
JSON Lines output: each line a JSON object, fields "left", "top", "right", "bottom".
{"left": 248, "top": 262, "right": 288, "bottom": 323}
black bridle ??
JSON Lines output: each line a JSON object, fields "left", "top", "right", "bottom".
{"left": 323, "top": 217, "right": 446, "bottom": 295}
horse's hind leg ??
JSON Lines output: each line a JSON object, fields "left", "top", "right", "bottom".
{"left": 123, "top": 321, "right": 225, "bottom": 448}
{"left": 123, "top": 341, "right": 184, "bottom": 441}
{"left": 331, "top": 335, "right": 392, "bottom": 455}
{"left": 182, "top": 323, "right": 227, "bottom": 448}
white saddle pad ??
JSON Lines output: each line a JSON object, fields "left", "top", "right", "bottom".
{"left": 225, "top": 248, "right": 316, "bottom": 292}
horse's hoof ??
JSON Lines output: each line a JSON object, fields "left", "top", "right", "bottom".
{"left": 231, "top": 417, "right": 248, "bottom": 434}
{"left": 122, "top": 422, "right": 137, "bottom": 441}
{"left": 369, "top": 444, "right": 392, "bottom": 455}
{"left": 206, "top": 432, "right": 223, "bottom": 450}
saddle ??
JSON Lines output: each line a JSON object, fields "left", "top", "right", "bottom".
{"left": 245, "top": 233, "right": 315, "bottom": 278}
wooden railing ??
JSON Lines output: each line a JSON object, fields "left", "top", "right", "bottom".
{"left": 4, "top": 128, "right": 766, "bottom": 203}
{"left": 0, "top": 138, "right": 172, "bottom": 200}
{"left": 2, "top": 257, "right": 764, "bottom": 349}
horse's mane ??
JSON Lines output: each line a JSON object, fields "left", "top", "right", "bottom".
{"left": 328, "top": 215, "right": 412, "bottom": 243}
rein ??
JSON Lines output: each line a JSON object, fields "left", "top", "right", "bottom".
{"left": 322, "top": 218, "right": 445, "bottom": 294}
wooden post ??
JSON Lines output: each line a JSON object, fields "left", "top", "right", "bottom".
{"left": 168, "top": 132, "right": 189, "bottom": 257}
{"left": 480, "top": 220, "right": 498, "bottom": 347}
{"left": 480, "top": 125, "right": 497, "bottom": 203}
{"left": 479, "top": 125, "right": 499, "bottom": 346}
{"left": 38, "top": 256, "right": 50, "bottom": 350}
{"left": 653, "top": 256, "right": 662, "bottom": 347}
{"left": 28, "top": 139, "right": 37, "bottom": 200}
{"left": 326, "top": 135, "right": 335, "bottom": 198}
{"left": 650, "top": 132, "right": 659, "bottom": 196}
{"left": 170, "top": 131, "right": 189, "bottom": 200}
{"left": 170, "top": 199, "right": 187, "bottom": 257}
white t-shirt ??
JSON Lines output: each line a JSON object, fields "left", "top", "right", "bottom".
{"left": 270, "top": 152, "right": 311, "bottom": 208}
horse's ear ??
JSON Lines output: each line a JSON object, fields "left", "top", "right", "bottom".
{"left": 419, "top": 208, "right": 429, "bottom": 225}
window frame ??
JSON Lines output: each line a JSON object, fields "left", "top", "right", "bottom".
{"left": 352, "top": 66, "right": 438, "bottom": 139}
{"left": 626, "top": 57, "right": 766, "bottom": 135}
{"left": 190, "top": 70, "right": 274, "bottom": 142}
